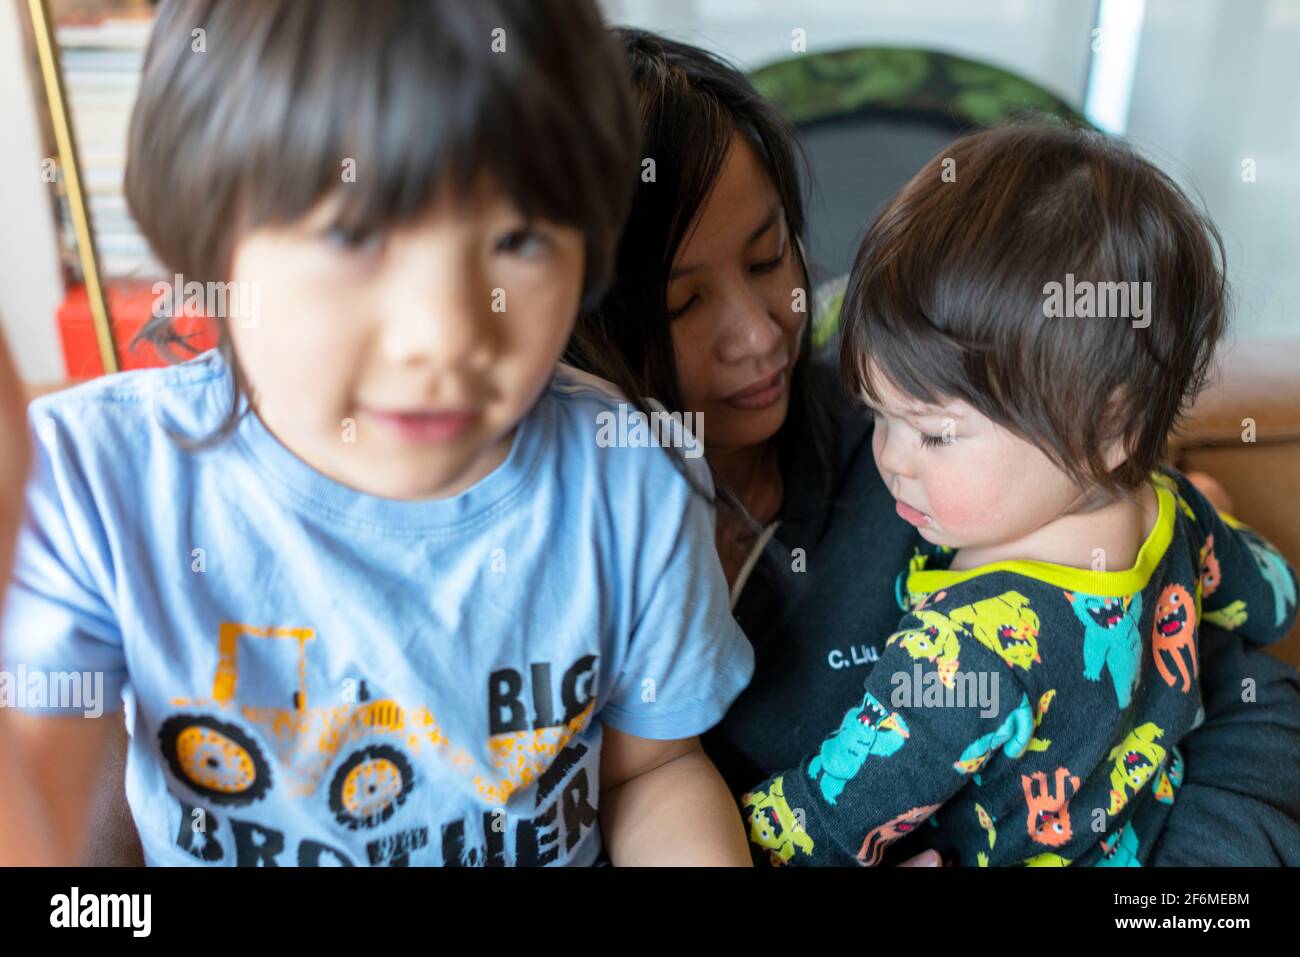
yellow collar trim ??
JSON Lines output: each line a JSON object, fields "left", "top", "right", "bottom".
{"left": 907, "top": 477, "right": 1175, "bottom": 599}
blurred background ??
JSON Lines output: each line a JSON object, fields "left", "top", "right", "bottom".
{"left": 0, "top": 0, "right": 1297, "bottom": 384}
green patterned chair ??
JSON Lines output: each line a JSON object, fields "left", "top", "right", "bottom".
{"left": 749, "top": 47, "right": 1090, "bottom": 347}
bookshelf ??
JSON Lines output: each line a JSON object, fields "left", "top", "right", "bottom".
{"left": 21, "top": 0, "right": 211, "bottom": 378}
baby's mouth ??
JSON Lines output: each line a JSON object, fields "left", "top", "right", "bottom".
{"left": 895, "top": 499, "right": 932, "bottom": 527}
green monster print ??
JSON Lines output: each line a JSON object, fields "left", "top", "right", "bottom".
{"left": 887, "top": 609, "right": 963, "bottom": 688}
{"left": 947, "top": 591, "right": 1042, "bottom": 671}
{"left": 809, "top": 691, "right": 910, "bottom": 805}
{"left": 1064, "top": 590, "right": 1143, "bottom": 707}
{"left": 742, "top": 775, "right": 815, "bottom": 865}
{"left": 1107, "top": 723, "right": 1167, "bottom": 815}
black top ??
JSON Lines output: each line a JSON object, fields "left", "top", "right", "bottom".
{"left": 702, "top": 360, "right": 923, "bottom": 797}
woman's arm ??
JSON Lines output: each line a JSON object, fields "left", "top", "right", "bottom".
{"left": 1150, "top": 622, "right": 1300, "bottom": 865}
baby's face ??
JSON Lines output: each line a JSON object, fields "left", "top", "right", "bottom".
{"left": 226, "top": 179, "right": 584, "bottom": 500}
{"left": 865, "top": 368, "right": 1081, "bottom": 552}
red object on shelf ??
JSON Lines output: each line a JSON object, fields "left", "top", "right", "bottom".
{"left": 56, "top": 282, "right": 219, "bottom": 378}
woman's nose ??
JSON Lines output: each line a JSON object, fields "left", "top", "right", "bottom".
{"left": 717, "top": 287, "right": 783, "bottom": 365}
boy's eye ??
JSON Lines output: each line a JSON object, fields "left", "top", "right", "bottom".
{"left": 323, "top": 226, "right": 385, "bottom": 255}
{"left": 496, "top": 227, "right": 552, "bottom": 258}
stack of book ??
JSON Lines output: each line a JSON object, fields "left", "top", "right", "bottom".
{"left": 56, "top": 14, "right": 160, "bottom": 281}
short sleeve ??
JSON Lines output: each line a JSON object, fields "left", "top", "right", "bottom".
{"left": 1, "top": 404, "right": 126, "bottom": 715}
{"left": 597, "top": 450, "right": 754, "bottom": 741}
{"left": 742, "top": 600, "right": 1028, "bottom": 866}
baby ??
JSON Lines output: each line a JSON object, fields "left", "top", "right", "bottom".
{"left": 743, "top": 120, "right": 1298, "bottom": 866}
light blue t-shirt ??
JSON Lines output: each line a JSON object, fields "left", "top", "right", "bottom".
{"left": 3, "top": 350, "right": 753, "bottom": 866}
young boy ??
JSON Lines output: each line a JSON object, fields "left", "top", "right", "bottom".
{"left": 743, "top": 121, "right": 1298, "bottom": 866}
{"left": 0, "top": 0, "right": 753, "bottom": 866}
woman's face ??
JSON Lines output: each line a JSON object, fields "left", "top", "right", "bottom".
{"left": 666, "top": 131, "right": 806, "bottom": 455}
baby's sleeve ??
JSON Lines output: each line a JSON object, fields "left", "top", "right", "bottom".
{"left": 1171, "top": 471, "right": 1299, "bottom": 647}
{"left": 1, "top": 404, "right": 126, "bottom": 715}
{"left": 596, "top": 450, "right": 754, "bottom": 741}
{"left": 741, "top": 598, "right": 1029, "bottom": 866}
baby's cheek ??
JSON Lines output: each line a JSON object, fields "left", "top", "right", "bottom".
{"left": 926, "top": 480, "right": 1006, "bottom": 542}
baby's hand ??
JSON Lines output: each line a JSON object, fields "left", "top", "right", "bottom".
{"left": 0, "top": 323, "right": 31, "bottom": 603}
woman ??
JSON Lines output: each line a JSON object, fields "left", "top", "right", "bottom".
{"left": 569, "top": 28, "right": 1300, "bottom": 865}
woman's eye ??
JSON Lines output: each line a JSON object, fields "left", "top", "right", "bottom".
{"left": 497, "top": 227, "right": 552, "bottom": 258}
{"left": 323, "top": 226, "right": 385, "bottom": 255}
{"left": 667, "top": 294, "right": 698, "bottom": 321}
{"left": 750, "top": 244, "right": 786, "bottom": 276}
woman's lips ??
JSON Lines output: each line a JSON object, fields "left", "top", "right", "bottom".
{"left": 724, "top": 368, "right": 787, "bottom": 410}
{"left": 363, "top": 408, "right": 477, "bottom": 443}
{"left": 895, "top": 500, "right": 933, "bottom": 527}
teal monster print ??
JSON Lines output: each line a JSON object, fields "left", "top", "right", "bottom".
{"left": 1247, "top": 539, "right": 1298, "bottom": 627}
{"left": 953, "top": 693, "right": 1034, "bottom": 780}
{"left": 1097, "top": 822, "right": 1141, "bottom": 867}
{"left": 1064, "top": 590, "right": 1143, "bottom": 707}
{"left": 809, "top": 691, "right": 910, "bottom": 805}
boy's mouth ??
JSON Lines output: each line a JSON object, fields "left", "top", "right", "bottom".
{"left": 895, "top": 499, "right": 932, "bottom": 527}
{"left": 362, "top": 407, "right": 478, "bottom": 443}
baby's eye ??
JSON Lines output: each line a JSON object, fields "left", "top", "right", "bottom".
{"left": 496, "top": 226, "right": 552, "bottom": 259}
{"left": 919, "top": 432, "right": 948, "bottom": 448}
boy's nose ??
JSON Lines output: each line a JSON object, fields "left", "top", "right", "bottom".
{"left": 378, "top": 286, "right": 492, "bottom": 371}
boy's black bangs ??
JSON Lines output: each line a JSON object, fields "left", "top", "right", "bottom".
{"left": 198, "top": 0, "right": 615, "bottom": 247}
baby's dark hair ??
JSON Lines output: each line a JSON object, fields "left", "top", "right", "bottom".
{"left": 125, "top": 0, "right": 637, "bottom": 441}
{"left": 840, "top": 118, "right": 1229, "bottom": 497}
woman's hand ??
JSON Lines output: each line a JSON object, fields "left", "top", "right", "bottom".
{"left": 898, "top": 849, "right": 943, "bottom": 866}
{"left": 1186, "top": 470, "right": 1234, "bottom": 514}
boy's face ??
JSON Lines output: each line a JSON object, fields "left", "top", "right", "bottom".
{"left": 227, "top": 179, "right": 585, "bottom": 500}
{"left": 864, "top": 366, "right": 1082, "bottom": 553}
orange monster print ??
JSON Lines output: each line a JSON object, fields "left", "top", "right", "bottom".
{"left": 1152, "top": 584, "right": 1198, "bottom": 692}
{"left": 1022, "top": 767, "right": 1080, "bottom": 847}
{"left": 856, "top": 803, "right": 942, "bottom": 866}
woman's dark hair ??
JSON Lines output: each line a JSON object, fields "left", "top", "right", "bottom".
{"left": 566, "top": 28, "right": 835, "bottom": 525}
{"left": 126, "top": 0, "right": 637, "bottom": 443}
{"left": 842, "top": 118, "right": 1229, "bottom": 497}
